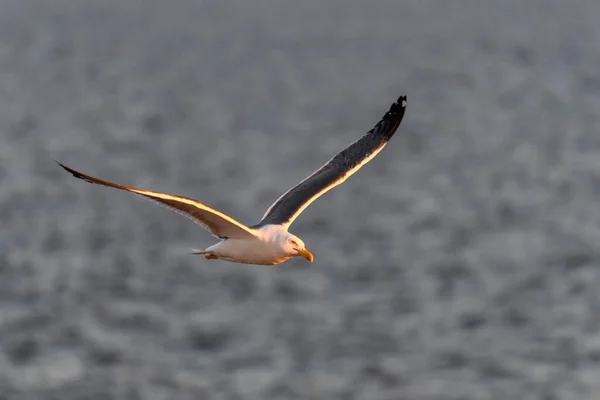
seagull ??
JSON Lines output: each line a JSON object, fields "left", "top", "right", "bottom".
{"left": 57, "top": 95, "right": 407, "bottom": 265}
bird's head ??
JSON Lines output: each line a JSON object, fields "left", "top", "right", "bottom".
{"left": 283, "top": 234, "right": 313, "bottom": 262}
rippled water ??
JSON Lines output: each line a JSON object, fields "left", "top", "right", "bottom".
{"left": 1, "top": 1, "right": 600, "bottom": 399}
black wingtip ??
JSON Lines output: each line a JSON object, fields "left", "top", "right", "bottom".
{"left": 388, "top": 95, "right": 407, "bottom": 115}
{"left": 380, "top": 95, "right": 407, "bottom": 122}
{"left": 371, "top": 94, "right": 407, "bottom": 140}
{"left": 55, "top": 160, "right": 91, "bottom": 182}
{"left": 55, "top": 160, "right": 75, "bottom": 175}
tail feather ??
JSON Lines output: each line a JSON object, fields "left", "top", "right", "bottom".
{"left": 191, "top": 250, "right": 217, "bottom": 260}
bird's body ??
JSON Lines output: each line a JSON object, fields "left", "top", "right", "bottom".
{"left": 201, "top": 225, "right": 307, "bottom": 265}
{"left": 58, "top": 95, "right": 407, "bottom": 266}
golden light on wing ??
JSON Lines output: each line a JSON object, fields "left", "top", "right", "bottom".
{"left": 56, "top": 162, "right": 257, "bottom": 239}
{"left": 277, "top": 143, "right": 386, "bottom": 229}
{"left": 256, "top": 95, "right": 406, "bottom": 228}
{"left": 123, "top": 188, "right": 257, "bottom": 238}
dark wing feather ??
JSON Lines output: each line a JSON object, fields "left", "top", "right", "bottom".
{"left": 56, "top": 162, "right": 257, "bottom": 239}
{"left": 255, "top": 95, "right": 407, "bottom": 228}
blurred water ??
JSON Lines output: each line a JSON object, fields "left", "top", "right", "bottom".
{"left": 1, "top": 0, "right": 600, "bottom": 399}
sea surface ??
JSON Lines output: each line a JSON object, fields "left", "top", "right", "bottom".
{"left": 1, "top": 1, "right": 600, "bottom": 399}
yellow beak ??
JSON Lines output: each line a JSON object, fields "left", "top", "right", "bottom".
{"left": 296, "top": 248, "right": 314, "bottom": 262}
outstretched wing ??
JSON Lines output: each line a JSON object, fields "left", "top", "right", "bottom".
{"left": 57, "top": 162, "right": 258, "bottom": 239}
{"left": 255, "top": 95, "right": 407, "bottom": 229}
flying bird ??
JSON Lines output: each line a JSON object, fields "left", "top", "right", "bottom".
{"left": 57, "top": 95, "right": 407, "bottom": 265}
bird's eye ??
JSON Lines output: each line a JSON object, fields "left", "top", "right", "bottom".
{"left": 290, "top": 240, "right": 297, "bottom": 246}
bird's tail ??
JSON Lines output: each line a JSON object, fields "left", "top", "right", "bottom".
{"left": 191, "top": 249, "right": 217, "bottom": 260}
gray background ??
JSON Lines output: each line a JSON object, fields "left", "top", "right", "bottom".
{"left": 1, "top": 0, "right": 600, "bottom": 399}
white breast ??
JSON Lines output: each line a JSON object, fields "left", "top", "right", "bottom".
{"left": 204, "top": 224, "right": 293, "bottom": 265}
{"left": 205, "top": 235, "right": 290, "bottom": 265}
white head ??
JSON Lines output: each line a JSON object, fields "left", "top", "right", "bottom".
{"left": 256, "top": 225, "right": 314, "bottom": 263}
{"left": 281, "top": 232, "right": 314, "bottom": 262}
